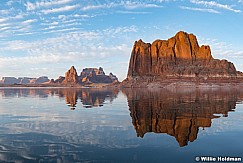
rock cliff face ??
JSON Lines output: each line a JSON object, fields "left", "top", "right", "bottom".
{"left": 127, "top": 31, "right": 240, "bottom": 81}
{"left": 123, "top": 89, "right": 241, "bottom": 147}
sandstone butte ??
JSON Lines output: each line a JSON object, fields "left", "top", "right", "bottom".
{"left": 50, "top": 66, "right": 119, "bottom": 86}
{"left": 121, "top": 31, "right": 243, "bottom": 88}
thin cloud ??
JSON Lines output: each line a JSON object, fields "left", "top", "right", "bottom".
{"left": 0, "top": 9, "right": 11, "bottom": 15}
{"left": 179, "top": 6, "right": 220, "bottom": 14}
{"left": 0, "top": 18, "right": 8, "bottom": 23}
{"left": 25, "top": 2, "right": 37, "bottom": 11}
{"left": 122, "top": 1, "right": 162, "bottom": 10}
{"left": 37, "top": 0, "right": 73, "bottom": 7}
{"left": 22, "top": 19, "right": 38, "bottom": 24}
{"left": 41, "top": 4, "right": 79, "bottom": 14}
{"left": 198, "top": 37, "right": 243, "bottom": 59}
{"left": 25, "top": 0, "right": 73, "bottom": 11}
{"left": 116, "top": 11, "right": 152, "bottom": 14}
{"left": 103, "top": 26, "right": 138, "bottom": 35}
{"left": 0, "top": 27, "right": 11, "bottom": 31}
{"left": 81, "top": 4, "right": 108, "bottom": 11}
{"left": 81, "top": 1, "right": 162, "bottom": 11}
{"left": 190, "top": 0, "right": 241, "bottom": 13}
{"left": 151, "top": 0, "right": 177, "bottom": 2}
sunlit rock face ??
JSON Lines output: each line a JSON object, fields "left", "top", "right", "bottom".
{"left": 123, "top": 88, "right": 243, "bottom": 147}
{"left": 62, "top": 66, "right": 79, "bottom": 84}
{"left": 126, "top": 31, "right": 241, "bottom": 80}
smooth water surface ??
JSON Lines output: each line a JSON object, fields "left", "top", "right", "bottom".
{"left": 0, "top": 88, "right": 242, "bottom": 163}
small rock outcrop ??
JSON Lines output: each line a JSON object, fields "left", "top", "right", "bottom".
{"left": 80, "top": 67, "right": 118, "bottom": 83}
{"left": 55, "top": 76, "right": 65, "bottom": 84}
{"left": 33, "top": 76, "right": 50, "bottom": 84}
{"left": 126, "top": 31, "right": 241, "bottom": 81}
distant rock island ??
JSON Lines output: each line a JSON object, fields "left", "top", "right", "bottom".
{"left": 0, "top": 76, "right": 49, "bottom": 85}
{"left": 50, "top": 66, "right": 119, "bottom": 86}
{"left": 122, "top": 31, "right": 243, "bottom": 88}
{"left": 0, "top": 67, "right": 119, "bottom": 87}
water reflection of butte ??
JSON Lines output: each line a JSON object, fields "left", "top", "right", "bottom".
{"left": 65, "top": 89, "right": 78, "bottom": 109}
{"left": 58, "top": 89, "right": 119, "bottom": 109}
{"left": 0, "top": 88, "right": 51, "bottom": 98}
{"left": 80, "top": 89, "right": 118, "bottom": 108}
{"left": 123, "top": 89, "right": 242, "bottom": 147}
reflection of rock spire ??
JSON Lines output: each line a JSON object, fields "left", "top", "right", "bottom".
{"left": 65, "top": 89, "right": 78, "bottom": 109}
{"left": 0, "top": 88, "right": 119, "bottom": 110}
{"left": 55, "top": 88, "right": 119, "bottom": 109}
{"left": 80, "top": 89, "right": 118, "bottom": 108}
{"left": 124, "top": 89, "right": 239, "bottom": 147}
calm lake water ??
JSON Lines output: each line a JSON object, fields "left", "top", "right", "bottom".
{"left": 0, "top": 88, "right": 242, "bottom": 163}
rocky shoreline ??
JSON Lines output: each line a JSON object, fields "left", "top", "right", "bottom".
{"left": 1, "top": 80, "right": 243, "bottom": 89}
{"left": 120, "top": 76, "right": 243, "bottom": 88}
{"left": 0, "top": 82, "right": 120, "bottom": 88}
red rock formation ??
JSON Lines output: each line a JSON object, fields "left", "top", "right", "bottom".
{"left": 80, "top": 67, "right": 118, "bottom": 83}
{"left": 54, "top": 66, "right": 119, "bottom": 85}
{"left": 127, "top": 31, "right": 239, "bottom": 80}
{"left": 62, "top": 66, "right": 78, "bottom": 84}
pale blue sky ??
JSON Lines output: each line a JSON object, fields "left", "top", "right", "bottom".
{"left": 0, "top": 0, "right": 243, "bottom": 80}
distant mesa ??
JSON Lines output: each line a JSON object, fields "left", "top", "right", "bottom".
{"left": 0, "top": 66, "right": 118, "bottom": 86}
{"left": 0, "top": 76, "right": 49, "bottom": 85}
{"left": 122, "top": 31, "right": 243, "bottom": 87}
{"left": 50, "top": 66, "right": 119, "bottom": 85}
